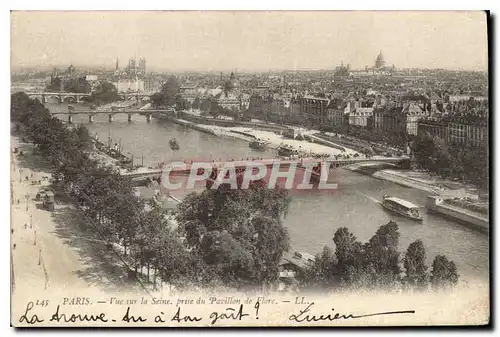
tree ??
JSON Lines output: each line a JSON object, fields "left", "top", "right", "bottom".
{"left": 302, "top": 246, "right": 338, "bottom": 289}
{"left": 11, "top": 92, "right": 200, "bottom": 291}
{"left": 176, "top": 180, "right": 291, "bottom": 289}
{"left": 151, "top": 76, "right": 181, "bottom": 108}
{"left": 192, "top": 97, "right": 200, "bottom": 110}
{"left": 64, "top": 76, "right": 91, "bottom": 93}
{"left": 89, "top": 81, "right": 122, "bottom": 104}
{"left": 46, "top": 76, "right": 63, "bottom": 92}
{"left": 75, "top": 125, "right": 92, "bottom": 149}
{"left": 363, "top": 221, "right": 401, "bottom": 288}
{"left": 403, "top": 239, "right": 428, "bottom": 290}
{"left": 332, "top": 227, "right": 365, "bottom": 286}
{"left": 430, "top": 255, "right": 459, "bottom": 289}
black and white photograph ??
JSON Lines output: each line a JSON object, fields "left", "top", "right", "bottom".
{"left": 9, "top": 10, "right": 490, "bottom": 327}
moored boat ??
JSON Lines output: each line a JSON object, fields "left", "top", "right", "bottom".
{"left": 169, "top": 138, "right": 180, "bottom": 151}
{"left": 381, "top": 195, "right": 423, "bottom": 221}
{"left": 249, "top": 139, "right": 267, "bottom": 151}
{"left": 277, "top": 145, "right": 298, "bottom": 158}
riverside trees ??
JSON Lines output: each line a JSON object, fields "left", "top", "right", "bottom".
{"left": 11, "top": 92, "right": 189, "bottom": 289}
{"left": 411, "top": 133, "right": 488, "bottom": 189}
{"left": 88, "top": 81, "right": 122, "bottom": 105}
{"left": 175, "top": 180, "right": 291, "bottom": 289}
{"left": 302, "top": 223, "right": 459, "bottom": 292}
{"left": 150, "top": 76, "right": 186, "bottom": 109}
{"left": 11, "top": 92, "right": 461, "bottom": 293}
{"left": 11, "top": 92, "right": 292, "bottom": 291}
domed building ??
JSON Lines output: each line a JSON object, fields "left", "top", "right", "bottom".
{"left": 375, "top": 51, "right": 386, "bottom": 69}
{"left": 224, "top": 72, "right": 240, "bottom": 93}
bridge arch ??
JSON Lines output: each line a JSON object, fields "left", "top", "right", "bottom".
{"left": 63, "top": 96, "right": 77, "bottom": 103}
{"left": 108, "top": 111, "right": 142, "bottom": 117}
{"left": 44, "top": 95, "right": 62, "bottom": 103}
{"left": 79, "top": 95, "right": 92, "bottom": 102}
{"left": 29, "top": 94, "right": 43, "bottom": 101}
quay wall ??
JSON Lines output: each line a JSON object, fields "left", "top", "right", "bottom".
{"left": 163, "top": 116, "right": 218, "bottom": 136}
{"left": 177, "top": 113, "right": 288, "bottom": 132}
{"left": 308, "top": 134, "right": 347, "bottom": 152}
{"left": 427, "top": 200, "right": 489, "bottom": 233}
{"left": 348, "top": 164, "right": 442, "bottom": 194}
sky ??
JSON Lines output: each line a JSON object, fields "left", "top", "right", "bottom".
{"left": 10, "top": 11, "right": 488, "bottom": 72}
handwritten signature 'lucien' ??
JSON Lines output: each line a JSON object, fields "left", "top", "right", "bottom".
{"left": 288, "top": 302, "right": 415, "bottom": 323}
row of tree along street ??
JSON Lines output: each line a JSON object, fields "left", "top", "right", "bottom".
{"left": 11, "top": 91, "right": 459, "bottom": 293}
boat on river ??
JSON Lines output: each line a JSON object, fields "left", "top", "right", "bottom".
{"left": 169, "top": 138, "right": 180, "bottom": 151}
{"left": 249, "top": 139, "right": 268, "bottom": 151}
{"left": 277, "top": 145, "right": 298, "bottom": 158}
{"left": 381, "top": 195, "right": 423, "bottom": 221}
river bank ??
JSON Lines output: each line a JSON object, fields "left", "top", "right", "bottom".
{"left": 162, "top": 114, "right": 361, "bottom": 158}
{"left": 10, "top": 133, "right": 165, "bottom": 296}
{"left": 41, "top": 103, "right": 490, "bottom": 285}
{"left": 164, "top": 114, "right": 481, "bottom": 200}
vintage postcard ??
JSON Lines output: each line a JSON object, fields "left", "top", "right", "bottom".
{"left": 10, "top": 11, "right": 490, "bottom": 327}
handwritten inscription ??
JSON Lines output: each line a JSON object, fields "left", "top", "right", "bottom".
{"left": 18, "top": 302, "right": 44, "bottom": 325}
{"left": 289, "top": 303, "right": 415, "bottom": 323}
{"left": 50, "top": 305, "right": 108, "bottom": 323}
{"left": 16, "top": 297, "right": 416, "bottom": 326}
{"left": 209, "top": 304, "right": 250, "bottom": 325}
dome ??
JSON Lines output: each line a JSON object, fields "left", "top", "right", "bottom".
{"left": 375, "top": 51, "right": 386, "bottom": 69}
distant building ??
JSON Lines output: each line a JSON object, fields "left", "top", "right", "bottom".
{"left": 374, "top": 51, "right": 386, "bottom": 69}
{"left": 138, "top": 58, "right": 146, "bottom": 75}
{"left": 417, "top": 118, "right": 449, "bottom": 141}
{"left": 333, "top": 61, "right": 351, "bottom": 80}
{"left": 448, "top": 95, "right": 488, "bottom": 103}
{"left": 374, "top": 102, "right": 428, "bottom": 136}
{"left": 327, "top": 98, "right": 346, "bottom": 126}
{"left": 351, "top": 51, "right": 395, "bottom": 77}
{"left": 144, "top": 77, "right": 163, "bottom": 93}
{"left": 447, "top": 120, "right": 488, "bottom": 148}
{"left": 113, "top": 78, "right": 144, "bottom": 92}
{"left": 85, "top": 75, "right": 98, "bottom": 82}
{"left": 349, "top": 107, "right": 374, "bottom": 127}
{"left": 216, "top": 91, "right": 241, "bottom": 111}
{"left": 255, "top": 86, "right": 270, "bottom": 95}
{"left": 67, "top": 64, "right": 75, "bottom": 76}
{"left": 114, "top": 56, "right": 147, "bottom": 77}
{"left": 300, "top": 95, "right": 330, "bottom": 125}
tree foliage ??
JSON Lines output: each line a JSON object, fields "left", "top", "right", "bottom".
{"left": 151, "top": 76, "right": 184, "bottom": 108}
{"left": 11, "top": 92, "right": 190, "bottom": 289}
{"left": 176, "top": 180, "right": 291, "bottom": 289}
{"left": 11, "top": 91, "right": 463, "bottom": 293}
{"left": 430, "top": 255, "right": 459, "bottom": 289}
{"left": 300, "top": 221, "right": 459, "bottom": 292}
{"left": 63, "top": 76, "right": 92, "bottom": 93}
{"left": 88, "top": 81, "right": 122, "bottom": 104}
{"left": 412, "top": 133, "right": 488, "bottom": 188}
{"left": 403, "top": 239, "right": 428, "bottom": 290}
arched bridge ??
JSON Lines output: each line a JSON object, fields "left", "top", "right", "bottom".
{"left": 22, "top": 91, "right": 154, "bottom": 103}
{"left": 121, "top": 156, "right": 411, "bottom": 182}
{"left": 50, "top": 109, "right": 172, "bottom": 123}
{"left": 22, "top": 92, "right": 92, "bottom": 103}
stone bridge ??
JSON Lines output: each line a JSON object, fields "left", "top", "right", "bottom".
{"left": 121, "top": 156, "right": 411, "bottom": 181}
{"left": 23, "top": 91, "right": 154, "bottom": 103}
{"left": 24, "top": 92, "right": 92, "bottom": 103}
{"left": 51, "top": 109, "right": 172, "bottom": 123}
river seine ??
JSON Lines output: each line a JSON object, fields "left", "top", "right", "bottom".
{"left": 48, "top": 103, "right": 489, "bottom": 284}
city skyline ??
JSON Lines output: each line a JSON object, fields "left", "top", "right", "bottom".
{"left": 11, "top": 11, "right": 488, "bottom": 72}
